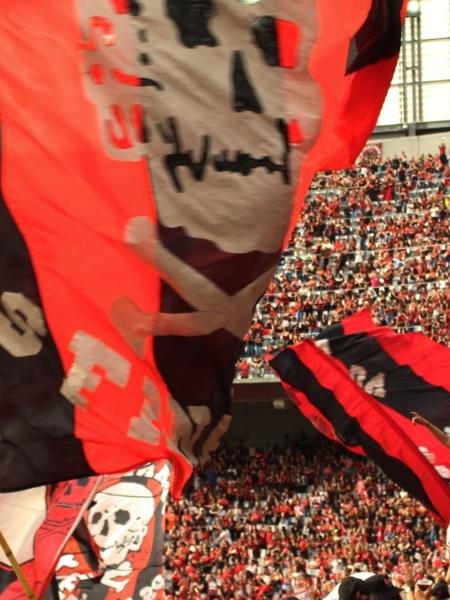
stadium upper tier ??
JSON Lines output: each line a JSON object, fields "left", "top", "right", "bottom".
{"left": 236, "top": 151, "right": 449, "bottom": 381}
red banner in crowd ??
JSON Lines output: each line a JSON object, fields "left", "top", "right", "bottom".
{"left": 318, "top": 313, "right": 450, "bottom": 483}
{"left": 0, "top": 460, "right": 171, "bottom": 600}
{"left": 271, "top": 316, "right": 450, "bottom": 525}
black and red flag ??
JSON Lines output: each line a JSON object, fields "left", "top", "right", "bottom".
{"left": 270, "top": 312, "right": 450, "bottom": 525}
{"left": 317, "top": 312, "right": 450, "bottom": 477}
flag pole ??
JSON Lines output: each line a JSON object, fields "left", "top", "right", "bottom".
{"left": 0, "top": 530, "right": 37, "bottom": 600}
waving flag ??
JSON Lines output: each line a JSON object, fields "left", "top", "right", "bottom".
{"left": 281, "top": 309, "right": 376, "bottom": 450}
{"left": 0, "top": 1, "right": 406, "bottom": 499}
{"left": 318, "top": 314, "right": 450, "bottom": 480}
{"left": 52, "top": 461, "right": 171, "bottom": 600}
{"left": 270, "top": 314, "right": 450, "bottom": 525}
{"left": 0, "top": 461, "right": 170, "bottom": 600}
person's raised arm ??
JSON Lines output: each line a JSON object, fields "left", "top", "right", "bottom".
{"left": 411, "top": 412, "right": 450, "bottom": 449}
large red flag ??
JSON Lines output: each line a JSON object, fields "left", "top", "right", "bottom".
{"left": 0, "top": 1, "right": 405, "bottom": 500}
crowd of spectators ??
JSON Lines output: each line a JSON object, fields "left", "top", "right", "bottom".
{"left": 164, "top": 439, "right": 449, "bottom": 599}
{"left": 163, "top": 150, "right": 450, "bottom": 598}
{"left": 237, "top": 151, "right": 450, "bottom": 380}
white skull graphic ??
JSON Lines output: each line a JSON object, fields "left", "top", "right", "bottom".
{"left": 75, "top": 0, "right": 322, "bottom": 254}
{"left": 139, "top": 575, "right": 165, "bottom": 600}
{"left": 87, "top": 482, "right": 155, "bottom": 566}
{"left": 74, "top": 0, "right": 323, "bottom": 459}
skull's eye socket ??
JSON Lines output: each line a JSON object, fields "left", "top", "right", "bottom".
{"left": 253, "top": 16, "right": 279, "bottom": 66}
{"left": 252, "top": 16, "right": 301, "bottom": 69}
{"left": 166, "top": 0, "right": 218, "bottom": 48}
{"left": 115, "top": 509, "right": 131, "bottom": 524}
{"left": 129, "top": 0, "right": 142, "bottom": 16}
{"left": 91, "top": 511, "right": 102, "bottom": 525}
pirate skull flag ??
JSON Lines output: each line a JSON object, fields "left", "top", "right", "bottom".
{"left": 52, "top": 461, "right": 171, "bottom": 600}
{"left": 270, "top": 312, "right": 450, "bottom": 525}
{"left": 0, "top": 462, "right": 171, "bottom": 600}
{"left": 0, "top": 1, "right": 405, "bottom": 496}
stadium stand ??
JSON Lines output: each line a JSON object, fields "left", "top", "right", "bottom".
{"left": 164, "top": 440, "right": 449, "bottom": 599}
{"left": 237, "top": 152, "right": 450, "bottom": 380}
{"left": 163, "top": 151, "right": 450, "bottom": 598}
